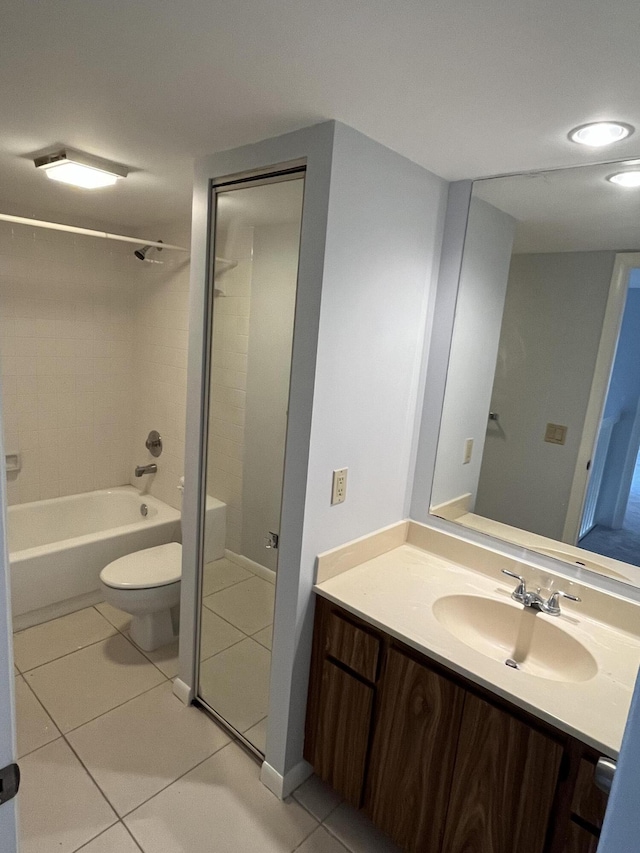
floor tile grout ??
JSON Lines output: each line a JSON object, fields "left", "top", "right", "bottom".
{"left": 118, "top": 738, "right": 234, "bottom": 821}
{"left": 15, "top": 626, "right": 120, "bottom": 675}
{"left": 121, "top": 820, "right": 146, "bottom": 853}
{"left": 62, "top": 732, "right": 121, "bottom": 822}
{"left": 198, "top": 633, "right": 262, "bottom": 667}
{"left": 71, "top": 820, "right": 144, "bottom": 852}
{"left": 60, "top": 678, "right": 172, "bottom": 736}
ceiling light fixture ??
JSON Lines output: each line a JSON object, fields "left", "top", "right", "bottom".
{"left": 568, "top": 122, "right": 634, "bottom": 147}
{"left": 607, "top": 171, "right": 640, "bottom": 188}
{"left": 34, "top": 148, "right": 128, "bottom": 189}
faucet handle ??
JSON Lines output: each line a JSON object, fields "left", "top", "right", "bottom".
{"left": 502, "top": 569, "right": 527, "bottom": 599}
{"left": 545, "top": 589, "right": 582, "bottom": 615}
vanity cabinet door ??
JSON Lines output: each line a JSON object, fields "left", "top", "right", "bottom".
{"left": 310, "top": 659, "right": 374, "bottom": 807}
{"left": 365, "top": 648, "right": 466, "bottom": 852}
{"left": 562, "top": 821, "right": 599, "bottom": 853}
{"left": 441, "top": 692, "right": 564, "bottom": 853}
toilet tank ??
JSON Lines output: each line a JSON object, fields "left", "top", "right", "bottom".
{"left": 204, "top": 496, "right": 226, "bottom": 563}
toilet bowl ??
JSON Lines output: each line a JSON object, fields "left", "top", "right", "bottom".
{"left": 100, "top": 542, "right": 182, "bottom": 651}
{"left": 98, "top": 495, "right": 227, "bottom": 652}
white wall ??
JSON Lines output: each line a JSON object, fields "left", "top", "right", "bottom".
{"left": 206, "top": 224, "right": 253, "bottom": 552}
{"left": 475, "top": 251, "right": 615, "bottom": 540}
{"left": 242, "top": 220, "right": 302, "bottom": 570}
{"left": 0, "top": 222, "right": 134, "bottom": 504}
{"left": 129, "top": 222, "right": 191, "bottom": 510}
{"left": 430, "top": 197, "right": 515, "bottom": 510}
{"left": 0, "top": 217, "right": 191, "bottom": 511}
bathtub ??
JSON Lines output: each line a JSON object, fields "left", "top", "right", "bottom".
{"left": 9, "top": 486, "right": 182, "bottom": 628}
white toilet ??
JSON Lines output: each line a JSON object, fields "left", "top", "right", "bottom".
{"left": 99, "top": 496, "right": 226, "bottom": 651}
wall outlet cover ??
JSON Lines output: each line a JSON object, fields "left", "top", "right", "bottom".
{"left": 331, "top": 468, "right": 348, "bottom": 505}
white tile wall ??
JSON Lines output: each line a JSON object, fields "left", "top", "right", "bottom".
{"left": 128, "top": 225, "right": 191, "bottom": 510}
{"left": 206, "top": 228, "right": 253, "bottom": 553}
{"left": 0, "top": 223, "right": 135, "bottom": 505}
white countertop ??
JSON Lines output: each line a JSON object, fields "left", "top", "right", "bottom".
{"left": 314, "top": 542, "right": 640, "bottom": 758}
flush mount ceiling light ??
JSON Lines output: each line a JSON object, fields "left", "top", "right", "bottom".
{"left": 607, "top": 171, "right": 640, "bottom": 187}
{"left": 568, "top": 122, "right": 634, "bottom": 147}
{"left": 34, "top": 148, "right": 128, "bottom": 189}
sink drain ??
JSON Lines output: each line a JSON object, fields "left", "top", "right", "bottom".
{"left": 505, "top": 658, "right": 519, "bottom": 670}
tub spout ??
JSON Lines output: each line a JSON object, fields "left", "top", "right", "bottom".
{"left": 135, "top": 464, "right": 158, "bottom": 477}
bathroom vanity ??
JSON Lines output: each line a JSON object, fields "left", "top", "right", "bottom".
{"left": 304, "top": 523, "right": 638, "bottom": 853}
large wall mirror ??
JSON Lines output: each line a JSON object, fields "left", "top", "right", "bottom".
{"left": 430, "top": 159, "right": 640, "bottom": 589}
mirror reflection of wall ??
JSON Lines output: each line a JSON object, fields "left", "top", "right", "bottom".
{"left": 430, "top": 161, "right": 640, "bottom": 588}
{"left": 198, "top": 175, "right": 304, "bottom": 753}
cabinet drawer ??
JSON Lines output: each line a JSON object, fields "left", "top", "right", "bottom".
{"left": 562, "top": 819, "right": 599, "bottom": 853}
{"left": 571, "top": 759, "right": 608, "bottom": 830}
{"left": 311, "top": 659, "right": 374, "bottom": 807}
{"left": 325, "top": 610, "right": 380, "bottom": 682}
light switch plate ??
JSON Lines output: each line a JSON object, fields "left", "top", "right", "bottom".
{"left": 463, "top": 438, "right": 473, "bottom": 465}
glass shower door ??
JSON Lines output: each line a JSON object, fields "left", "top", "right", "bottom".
{"left": 197, "top": 172, "right": 304, "bottom": 753}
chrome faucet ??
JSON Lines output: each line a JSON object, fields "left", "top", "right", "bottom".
{"left": 501, "top": 569, "right": 581, "bottom": 616}
{"left": 135, "top": 463, "right": 157, "bottom": 477}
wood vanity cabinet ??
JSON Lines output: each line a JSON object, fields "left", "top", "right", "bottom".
{"left": 304, "top": 596, "right": 609, "bottom": 853}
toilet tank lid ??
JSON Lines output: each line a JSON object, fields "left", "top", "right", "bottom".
{"left": 100, "top": 542, "right": 182, "bottom": 589}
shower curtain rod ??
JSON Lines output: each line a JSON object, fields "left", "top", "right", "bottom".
{"left": 0, "top": 212, "right": 188, "bottom": 252}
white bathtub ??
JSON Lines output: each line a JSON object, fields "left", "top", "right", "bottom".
{"left": 9, "top": 487, "right": 182, "bottom": 627}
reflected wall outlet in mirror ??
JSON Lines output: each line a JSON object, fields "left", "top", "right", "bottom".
{"left": 545, "top": 424, "right": 568, "bottom": 445}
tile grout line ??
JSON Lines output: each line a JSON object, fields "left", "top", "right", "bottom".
{"left": 118, "top": 738, "right": 235, "bottom": 822}
{"left": 15, "top": 623, "right": 120, "bottom": 675}
{"left": 71, "top": 820, "right": 145, "bottom": 853}
{"left": 59, "top": 677, "right": 170, "bottom": 737}
{"left": 92, "top": 605, "right": 177, "bottom": 679}
{"left": 18, "top": 674, "right": 63, "bottom": 759}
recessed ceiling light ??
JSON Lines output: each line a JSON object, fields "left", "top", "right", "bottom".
{"left": 34, "top": 148, "right": 128, "bottom": 189}
{"left": 607, "top": 171, "right": 640, "bottom": 187}
{"left": 568, "top": 122, "right": 634, "bottom": 147}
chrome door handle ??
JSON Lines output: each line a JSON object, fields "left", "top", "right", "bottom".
{"left": 595, "top": 757, "right": 616, "bottom": 796}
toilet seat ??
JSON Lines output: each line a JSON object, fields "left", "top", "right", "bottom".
{"left": 100, "top": 542, "right": 181, "bottom": 590}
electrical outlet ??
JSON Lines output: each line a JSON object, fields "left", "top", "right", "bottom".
{"left": 463, "top": 438, "right": 473, "bottom": 465}
{"left": 331, "top": 468, "right": 348, "bottom": 505}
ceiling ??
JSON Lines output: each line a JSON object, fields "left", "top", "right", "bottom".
{"left": 474, "top": 162, "right": 640, "bottom": 252}
{"left": 2, "top": 0, "right": 640, "bottom": 232}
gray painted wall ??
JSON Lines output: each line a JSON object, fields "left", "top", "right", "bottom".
{"left": 242, "top": 220, "right": 302, "bottom": 570}
{"left": 180, "top": 120, "right": 447, "bottom": 789}
{"left": 431, "top": 196, "right": 515, "bottom": 510}
{"left": 277, "top": 122, "right": 447, "bottom": 774}
{"left": 475, "top": 251, "right": 615, "bottom": 540}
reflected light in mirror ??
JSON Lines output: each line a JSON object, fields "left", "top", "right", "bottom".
{"left": 608, "top": 171, "right": 640, "bottom": 187}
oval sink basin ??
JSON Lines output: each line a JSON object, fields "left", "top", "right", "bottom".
{"left": 432, "top": 595, "right": 598, "bottom": 683}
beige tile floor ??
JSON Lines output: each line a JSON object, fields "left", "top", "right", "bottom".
{"left": 200, "top": 558, "right": 275, "bottom": 744}
{"left": 13, "top": 556, "right": 399, "bottom": 851}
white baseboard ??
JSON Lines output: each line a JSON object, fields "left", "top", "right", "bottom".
{"left": 260, "top": 759, "right": 313, "bottom": 800}
{"left": 225, "top": 549, "right": 276, "bottom": 585}
{"left": 13, "top": 590, "right": 103, "bottom": 632}
{"left": 172, "top": 678, "right": 193, "bottom": 706}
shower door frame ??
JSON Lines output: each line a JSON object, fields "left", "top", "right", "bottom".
{"left": 186, "top": 165, "right": 307, "bottom": 757}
